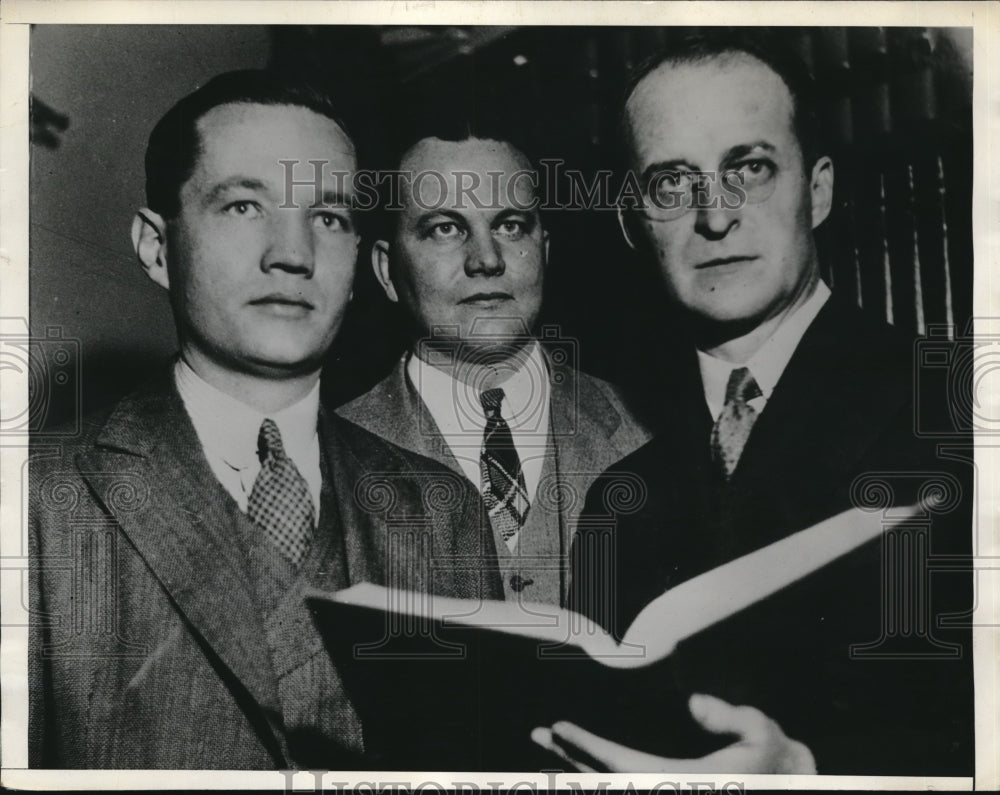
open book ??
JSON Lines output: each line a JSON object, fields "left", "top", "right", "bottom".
{"left": 307, "top": 502, "right": 922, "bottom": 770}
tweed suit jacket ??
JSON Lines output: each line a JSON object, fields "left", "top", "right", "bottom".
{"left": 336, "top": 349, "right": 651, "bottom": 592}
{"left": 570, "top": 298, "right": 974, "bottom": 775}
{"left": 29, "top": 369, "right": 502, "bottom": 769}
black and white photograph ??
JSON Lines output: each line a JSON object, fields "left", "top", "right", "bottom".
{"left": 1, "top": 1, "right": 996, "bottom": 791}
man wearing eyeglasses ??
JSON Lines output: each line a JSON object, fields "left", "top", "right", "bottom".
{"left": 538, "top": 33, "right": 973, "bottom": 776}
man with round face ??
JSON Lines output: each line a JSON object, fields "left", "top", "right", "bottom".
{"left": 339, "top": 134, "right": 649, "bottom": 609}
{"left": 380, "top": 136, "right": 547, "bottom": 367}
{"left": 29, "top": 72, "right": 496, "bottom": 769}
{"left": 552, "top": 36, "right": 972, "bottom": 776}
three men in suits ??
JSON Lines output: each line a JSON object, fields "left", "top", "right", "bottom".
{"left": 29, "top": 71, "right": 497, "bottom": 769}
{"left": 549, "top": 34, "right": 973, "bottom": 774}
{"left": 338, "top": 133, "right": 649, "bottom": 608}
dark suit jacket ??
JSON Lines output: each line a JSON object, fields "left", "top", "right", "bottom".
{"left": 336, "top": 351, "right": 650, "bottom": 599}
{"left": 570, "top": 299, "right": 974, "bottom": 775}
{"left": 29, "top": 370, "right": 502, "bottom": 769}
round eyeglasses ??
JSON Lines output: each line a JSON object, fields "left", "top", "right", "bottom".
{"left": 636, "top": 161, "right": 779, "bottom": 221}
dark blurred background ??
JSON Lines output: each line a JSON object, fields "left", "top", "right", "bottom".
{"left": 27, "top": 25, "right": 973, "bottom": 431}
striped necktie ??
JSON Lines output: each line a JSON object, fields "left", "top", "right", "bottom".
{"left": 479, "top": 388, "right": 530, "bottom": 547}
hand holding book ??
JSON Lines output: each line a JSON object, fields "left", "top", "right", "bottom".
{"left": 307, "top": 502, "right": 924, "bottom": 770}
{"left": 532, "top": 693, "right": 817, "bottom": 774}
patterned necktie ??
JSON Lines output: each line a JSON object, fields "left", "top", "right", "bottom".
{"left": 710, "top": 366, "right": 763, "bottom": 480}
{"left": 247, "top": 418, "right": 315, "bottom": 566}
{"left": 479, "top": 388, "right": 530, "bottom": 546}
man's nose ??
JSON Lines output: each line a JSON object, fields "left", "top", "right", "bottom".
{"left": 262, "top": 213, "right": 315, "bottom": 275}
{"left": 464, "top": 229, "right": 505, "bottom": 277}
{"left": 693, "top": 179, "right": 740, "bottom": 240}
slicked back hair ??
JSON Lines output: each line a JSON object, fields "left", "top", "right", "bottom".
{"left": 144, "top": 69, "right": 353, "bottom": 219}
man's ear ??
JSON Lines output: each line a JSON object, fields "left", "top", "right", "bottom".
{"left": 371, "top": 240, "right": 399, "bottom": 303}
{"left": 617, "top": 205, "right": 638, "bottom": 250}
{"left": 809, "top": 156, "right": 834, "bottom": 230}
{"left": 131, "top": 208, "right": 170, "bottom": 290}
{"left": 542, "top": 229, "right": 551, "bottom": 267}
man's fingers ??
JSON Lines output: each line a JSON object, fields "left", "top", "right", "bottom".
{"left": 530, "top": 726, "right": 556, "bottom": 752}
{"left": 689, "top": 693, "right": 773, "bottom": 743}
{"left": 550, "top": 720, "right": 649, "bottom": 771}
{"left": 550, "top": 721, "right": 676, "bottom": 772}
{"left": 690, "top": 694, "right": 818, "bottom": 774}
{"left": 530, "top": 726, "right": 596, "bottom": 773}
{"left": 782, "top": 740, "right": 818, "bottom": 774}
{"left": 549, "top": 721, "right": 625, "bottom": 770}
{"left": 539, "top": 715, "right": 817, "bottom": 775}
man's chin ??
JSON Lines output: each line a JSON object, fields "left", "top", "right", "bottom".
{"left": 417, "top": 335, "right": 534, "bottom": 368}
{"left": 414, "top": 314, "right": 535, "bottom": 360}
{"left": 236, "top": 350, "right": 326, "bottom": 380}
{"left": 685, "top": 302, "right": 771, "bottom": 343}
{"left": 461, "top": 314, "right": 534, "bottom": 341}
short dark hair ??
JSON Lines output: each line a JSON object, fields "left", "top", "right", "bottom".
{"left": 620, "top": 30, "right": 824, "bottom": 169}
{"left": 144, "top": 69, "right": 352, "bottom": 218}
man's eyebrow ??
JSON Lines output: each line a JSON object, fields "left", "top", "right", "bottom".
{"left": 639, "top": 142, "right": 778, "bottom": 182}
{"left": 204, "top": 177, "right": 268, "bottom": 204}
{"left": 494, "top": 207, "right": 538, "bottom": 226}
{"left": 413, "top": 209, "right": 467, "bottom": 227}
{"left": 640, "top": 159, "right": 695, "bottom": 185}
{"left": 721, "top": 141, "right": 777, "bottom": 162}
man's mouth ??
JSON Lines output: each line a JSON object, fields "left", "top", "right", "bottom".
{"left": 694, "top": 256, "right": 758, "bottom": 270}
{"left": 459, "top": 292, "right": 514, "bottom": 305}
{"left": 249, "top": 295, "right": 315, "bottom": 312}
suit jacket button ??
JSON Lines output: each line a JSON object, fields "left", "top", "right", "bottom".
{"left": 509, "top": 574, "right": 534, "bottom": 592}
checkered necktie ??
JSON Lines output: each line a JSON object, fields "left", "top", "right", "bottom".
{"left": 710, "top": 366, "right": 763, "bottom": 480}
{"left": 479, "top": 388, "right": 530, "bottom": 546}
{"left": 247, "top": 418, "right": 315, "bottom": 566}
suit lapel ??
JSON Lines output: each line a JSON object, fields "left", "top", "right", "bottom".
{"left": 77, "top": 376, "right": 282, "bottom": 723}
{"left": 734, "top": 301, "right": 906, "bottom": 493}
{"left": 343, "top": 359, "right": 464, "bottom": 475}
{"left": 319, "top": 411, "right": 386, "bottom": 589}
{"left": 325, "top": 408, "right": 503, "bottom": 600}
{"left": 549, "top": 367, "right": 621, "bottom": 509}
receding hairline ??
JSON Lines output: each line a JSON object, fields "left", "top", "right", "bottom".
{"left": 387, "top": 135, "right": 543, "bottom": 242}
{"left": 621, "top": 50, "right": 801, "bottom": 166}
{"left": 399, "top": 135, "right": 533, "bottom": 174}
{"left": 194, "top": 100, "right": 356, "bottom": 152}
{"left": 626, "top": 50, "right": 793, "bottom": 118}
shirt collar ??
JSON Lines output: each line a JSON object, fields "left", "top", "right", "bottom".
{"left": 174, "top": 358, "right": 320, "bottom": 470}
{"left": 407, "top": 340, "right": 550, "bottom": 437}
{"left": 698, "top": 281, "right": 831, "bottom": 419}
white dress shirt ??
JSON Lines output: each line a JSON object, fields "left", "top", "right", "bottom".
{"left": 407, "top": 340, "right": 551, "bottom": 504}
{"left": 698, "top": 281, "right": 831, "bottom": 421}
{"left": 174, "top": 359, "right": 322, "bottom": 518}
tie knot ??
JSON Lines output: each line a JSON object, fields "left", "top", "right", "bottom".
{"left": 725, "top": 367, "right": 762, "bottom": 405}
{"left": 256, "top": 418, "right": 287, "bottom": 463}
{"left": 480, "top": 387, "right": 507, "bottom": 419}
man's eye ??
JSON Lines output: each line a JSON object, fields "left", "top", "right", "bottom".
{"left": 495, "top": 220, "right": 527, "bottom": 239}
{"left": 314, "top": 211, "right": 351, "bottom": 232}
{"left": 732, "top": 160, "right": 775, "bottom": 186}
{"left": 656, "top": 170, "right": 693, "bottom": 188}
{"left": 224, "top": 200, "right": 262, "bottom": 218}
{"left": 428, "top": 222, "right": 464, "bottom": 241}
{"left": 650, "top": 170, "right": 694, "bottom": 209}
